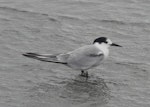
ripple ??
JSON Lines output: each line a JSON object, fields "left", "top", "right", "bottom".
{"left": 26, "top": 75, "right": 110, "bottom": 106}
{"left": 60, "top": 76, "right": 110, "bottom": 105}
{"left": 100, "top": 19, "right": 127, "bottom": 25}
{"left": 0, "top": 6, "right": 58, "bottom": 22}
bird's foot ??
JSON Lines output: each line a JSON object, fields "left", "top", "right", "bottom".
{"left": 80, "top": 70, "right": 88, "bottom": 79}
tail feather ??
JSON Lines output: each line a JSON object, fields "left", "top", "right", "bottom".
{"left": 22, "top": 52, "right": 67, "bottom": 64}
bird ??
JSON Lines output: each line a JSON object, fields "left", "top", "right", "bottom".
{"left": 23, "top": 37, "right": 122, "bottom": 78}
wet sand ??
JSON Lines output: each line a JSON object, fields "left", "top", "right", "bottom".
{"left": 0, "top": 0, "right": 150, "bottom": 107}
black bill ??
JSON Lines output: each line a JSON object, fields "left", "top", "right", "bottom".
{"left": 111, "top": 43, "right": 122, "bottom": 47}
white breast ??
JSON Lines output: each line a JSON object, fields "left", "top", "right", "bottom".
{"left": 94, "top": 43, "right": 109, "bottom": 59}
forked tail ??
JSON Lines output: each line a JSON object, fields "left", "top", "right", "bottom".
{"left": 22, "top": 52, "right": 67, "bottom": 64}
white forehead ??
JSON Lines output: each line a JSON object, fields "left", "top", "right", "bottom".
{"left": 106, "top": 39, "right": 112, "bottom": 44}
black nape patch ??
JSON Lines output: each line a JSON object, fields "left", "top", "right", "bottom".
{"left": 93, "top": 37, "right": 108, "bottom": 44}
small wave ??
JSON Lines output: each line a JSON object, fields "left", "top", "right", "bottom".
{"left": 115, "top": 62, "right": 148, "bottom": 72}
{"left": 100, "top": 19, "right": 127, "bottom": 25}
{"left": 0, "top": 6, "right": 42, "bottom": 15}
{"left": 91, "top": 19, "right": 150, "bottom": 27}
{"left": 0, "top": 17, "right": 11, "bottom": 22}
{"left": 0, "top": 6, "right": 58, "bottom": 22}
{"left": 128, "top": 22, "right": 150, "bottom": 26}
{"left": 58, "top": 15, "right": 83, "bottom": 22}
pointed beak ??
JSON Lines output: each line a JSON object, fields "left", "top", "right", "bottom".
{"left": 111, "top": 43, "right": 122, "bottom": 47}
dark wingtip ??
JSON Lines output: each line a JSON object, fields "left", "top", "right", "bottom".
{"left": 22, "top": 53, "right": 28, "bottom": 56}
{"left": 22, "top": 53, "right": 38, "bottom": 57}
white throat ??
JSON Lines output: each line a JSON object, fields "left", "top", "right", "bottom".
{"left": 94, "top": 42, "right": 109, "bottom": 59}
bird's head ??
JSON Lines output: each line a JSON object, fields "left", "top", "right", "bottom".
{"left": 93, "top": 37, "right": 122, "bottom": 48}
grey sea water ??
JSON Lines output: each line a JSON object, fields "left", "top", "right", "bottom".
{"left": 0, "top": 0, "right": 150, "bottom": 107}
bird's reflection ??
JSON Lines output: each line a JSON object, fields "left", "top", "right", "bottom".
{"left": 61, "top": 75, "right": 111, "bottom": 105}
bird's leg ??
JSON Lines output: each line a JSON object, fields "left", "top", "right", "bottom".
{"left": 80, "top": 70, "right": 89, "bottom": 79}
{"left": 85, "top": 71, "right": 88, "bottom": 79}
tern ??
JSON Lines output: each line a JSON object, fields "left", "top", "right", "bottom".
{"left": 23, "top": 37, "right": 122, "bottom": 78}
